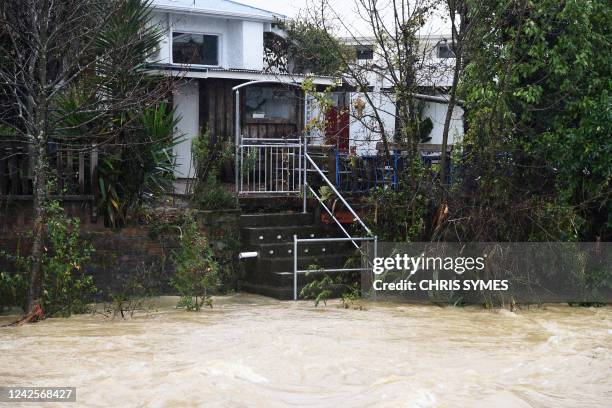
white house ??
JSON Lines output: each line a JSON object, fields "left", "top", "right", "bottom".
{"left": 149, "top": 0, "right": 334, "bottom": 183}
{"left": 330, "top": 35, "right": 465, "bottom": 156}
{"left": 148, "top": 0, "right": 464, "bottom": 192}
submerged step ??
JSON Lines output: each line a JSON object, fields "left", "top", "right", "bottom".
{"left": 239, "top": 267, "right": 356, "bottom": 298}
{"left": 243, "top": 240, "right": 355, "bottom": 258}
{"left": 240, "top": 212, "right": 314, "bottom": 228}
{"left": 241, "top": 225, "right": 331, "bottom": 245}
{"left": 251, "top": 253, "right": 355, "bottom": 275}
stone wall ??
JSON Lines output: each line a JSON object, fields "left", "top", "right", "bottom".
{"left": 0, "top": 204, "right": 241, "bottom": 299}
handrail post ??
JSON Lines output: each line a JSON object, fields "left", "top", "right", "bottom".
{"left": 302, "top": 135, "right": 308, "bottom": 214}
{"left": 373, "top": 235, "right": 378, "bottom": 269}
{"left": 293, "top": 235, "right": 298, "bottom": 300}
{"left": 302, "top": 90, "right": 308, "bottom": 214}
{"left": 234, "top": 90, "right": 240, "bottom": 193}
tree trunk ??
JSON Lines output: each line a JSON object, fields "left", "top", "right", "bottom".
{"left": 439, "top": 59, "right": 460, "bottom": 188}
{"left": 26, "top": 141, "right": 47, "bottom": 313}
{"left": 25, "top": 0, "right": 50, "bottom": 314}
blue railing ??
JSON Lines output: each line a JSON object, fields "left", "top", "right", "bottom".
{"left": 334, "top": 149, "right": 452, "bottom": 193}
{"left": 335, "top": 152, "right": 402, "bottom": 193}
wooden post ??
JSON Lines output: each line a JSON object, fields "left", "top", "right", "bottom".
{"left": 0, "top": 148, "right": 7, "bottom": 195}
{"left": 9, "top": 147, "right": 19, "bottom": 194}
{"left": 78, "top": 151, "right": 85, "bottom": 195}
{"left": 90, "top": 146, "right": 98, "bottom": 223}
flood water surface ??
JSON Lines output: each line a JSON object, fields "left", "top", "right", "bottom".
{"left": 1, "top": 294, "right": 611, "bottom": 407}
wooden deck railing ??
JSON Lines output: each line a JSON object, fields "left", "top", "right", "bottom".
{"left": 0, "top": 141, "right": 99, "bottom": 198}
{"left": 0, "top": 142, "right": 98, "bottom": 198}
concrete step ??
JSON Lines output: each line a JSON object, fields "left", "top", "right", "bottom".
{"left": 242, "top": 260, "right": 351, "bottom": 283}
{"left": 237, "top": 205, "right": 362, "bottom": 299}
{"left": 238, "top": 278, "right": 353, "bottom": 300}
{"left": 243, "top": 241, "right": 355, "bottom": 258}
{"left": 239, "top": 212, "right": 314, "bottom": 228}
{"left": 241, "top": 225, "right": 334, "bottom": 245}
{"left": 247, "top": 269, "right": 349, "bottom": 287}
{"left": 237, "top": 281, "right": 294, "bottom": 300}
{"left": 247, "top": 253, "right": 353, "bottom": 276}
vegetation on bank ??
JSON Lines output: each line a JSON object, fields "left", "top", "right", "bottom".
{"left": 190, "top": 130, "right": 237, "bottom": 211}
{"left": 290, "top": 0, "right": 610, "bottom": 243}
{"left": 1, "top": 0, "right": 610, "bottom": 315}
{"left": 171, "top": 212, "right": 220, "bottom": 311}
{"left": 0, "top": 198, "right": 95, "bottom": 317}
{"left": 284, "top": 0, "right": 610, "bottom": 306}
{"left": 0, "top": 0, "right": 180, "bottom": 314}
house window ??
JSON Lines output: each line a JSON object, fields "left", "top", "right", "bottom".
{"left": 437, "top": 43, "right": 455, "bottom": 58}
{"left": 172, "top": 32, "right": 218, "bottom": 65}
{"left": 245, "top": 87, "right": 296, "bottom": 122}
{"left": 355, "top": 45, "right": 374, "bottom": 60}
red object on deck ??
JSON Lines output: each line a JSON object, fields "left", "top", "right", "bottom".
{"left": 325, "top": 107, "right": 349, "bottom": 153}
{"left": 321, "top": 209, "right": 365, "bottom": 225}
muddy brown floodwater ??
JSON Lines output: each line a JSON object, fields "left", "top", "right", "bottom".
{"left": 0, "top": 294, "right": 611, "bottom": 407}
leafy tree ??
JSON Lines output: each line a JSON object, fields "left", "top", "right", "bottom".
{"left": 264, "top": 19, "right": 354, "bottom": 76}
{"left": 0, "top": 0, "right": 173, "bottom": 313}
{"left": 1, "top": 198, "right": 96, "bottom": 316}
{"left": 453, "top": 0, "right": 611, "bottom": 241}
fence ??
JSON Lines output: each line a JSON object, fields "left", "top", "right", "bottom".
{"left": 0, "top": 141, "right": 100, "bottom": 226}
{"left": 334, "top": 148, "right": 453, "bottom": 193}
{"left": 0, "top": 141, "right": 99, "bottom": 198}
{"left": 237, "top": 137, "right": 302, "bottom": 194}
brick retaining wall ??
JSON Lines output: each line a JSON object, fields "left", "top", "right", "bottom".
{"left": 0, "top": 206, "right": 241, "bottom": 299}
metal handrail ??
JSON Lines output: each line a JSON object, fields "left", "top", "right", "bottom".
{"left": 240, "top": 144, "right": 303, "bottom": 148}
{"left": 293, "top": 234, "right": 377, "bottom": 300}
{"left": 293, "top": 144, "right": 379, "bottom": 300}
{"left": 308, "top": 184, "right": 359, "bottom": 250}
{"left": 304, "top": 153, "right": 372, "bottom": 236}
{"left": 307, "top": 183, "right": 376, "bottom": 266}
{"left": 242, "top": 137, "right": 301, "bottom": 141}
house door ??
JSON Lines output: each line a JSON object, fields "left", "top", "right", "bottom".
{"left": 234, "top": 81, "right": 304, "bottom": 195}
{"left": 325, "top": 93, "right": 349, "bottom": 153}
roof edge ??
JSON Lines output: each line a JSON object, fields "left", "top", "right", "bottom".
{"left": 152, "top": 3, "right": 285, "bottom": 22}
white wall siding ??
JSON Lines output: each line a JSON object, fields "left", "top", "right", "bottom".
{"left": 226, "top": 19, "right": 243, "bottom": 68}
{"left": 421, "top": 102, "right": 464, "bottom": 145}
{"left": 349, "top": 92, "right": 396, "bottom": 155}
{"left": 173, "top": 80, "right": 200, "bottom": 178}
{"left": 152, "top": 11, "right": 265, "bottom": 70}
{"left": 151, "top": 12, "right": 170, "bottom": 63}
{"left": 241, "top": 21, "right": 264, "bottom": 70}
{"left": 348, "top": 92, "right": 464, "bottom": 154}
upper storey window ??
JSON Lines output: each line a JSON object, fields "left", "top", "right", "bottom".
{"left": 355, "top": 45, "right": 374, "bottom": 60}
{"left": 172, "top": 32, "right": 219, "bottom": 65}
{"left": 437, "top": 43, "right": 455, "bottom": 58}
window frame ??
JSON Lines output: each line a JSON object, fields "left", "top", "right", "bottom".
{"left": 437, "top": 43, "right": 455, "bottom": 59}
{"left": 170, "top": 29, "right": 222, "bottom": 67}
{"left": 355, "top": 45, "right": 374, "bottom": 61}
{"left": 243, "top": 86, "right": 299, "bottom": 124}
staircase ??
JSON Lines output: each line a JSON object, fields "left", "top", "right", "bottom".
{"left": 238, "top": 211, "right": 356, "bottom": 299}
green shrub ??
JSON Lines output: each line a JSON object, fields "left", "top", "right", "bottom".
{"left": 193, "top": 178, "right": 237, "bottom": 210}
{"left": 0, "top": 271, "right": 28, "bottom": 313}
{"left": 103, "top": 262, "right": 163, "bottom": 318}
{"left": 171, "top": 212, "right": 220, "bottom": 310}
{"left": 0, "top": 200, "right": 96, "bottom": 316}
{"left": 191, "top": 130, "right": 237, "bottom": 210}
